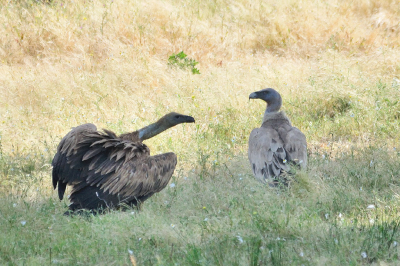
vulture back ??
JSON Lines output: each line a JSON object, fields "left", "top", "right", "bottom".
{"left": 248, "top": 111, "right": 307, "bottom": 185}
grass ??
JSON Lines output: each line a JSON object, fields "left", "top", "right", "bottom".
{"left": 1, "top": 0, "right": 400, "bottom": 264}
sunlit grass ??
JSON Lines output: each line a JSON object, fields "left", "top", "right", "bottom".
{"left": 1, "top": 0, "right": 400, "bottom": 264}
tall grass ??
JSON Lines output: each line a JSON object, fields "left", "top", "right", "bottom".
{"left": 1, "top": 0, "right": 400, "bottom": 264}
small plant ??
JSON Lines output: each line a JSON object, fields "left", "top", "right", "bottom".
{"left": 168, "top": 51, "right": 200, "bottom": 74}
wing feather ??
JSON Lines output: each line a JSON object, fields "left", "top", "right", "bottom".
{"left": 248, "top": 114, "right": 307, "bottom": 186}
{"left": 52, "top": 124, "right": 150, "bottom": 201}
{"left": 281, "top": 127, "right": 307, "bottom": 169}
{"left": 100, "top": 153, "right": 177, "bottom": 200}
{"left": 52, "top": 123, "right": 97, "bottom": 199}
{"left": 248, "top": 127, "right": 290, "bottom": 184}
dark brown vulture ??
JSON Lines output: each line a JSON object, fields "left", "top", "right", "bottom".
{"left": 52, "top": 112, "right": 195, "bottom": 214}
{"left": 248, "top": 88, "right": 307, "bottom": 186}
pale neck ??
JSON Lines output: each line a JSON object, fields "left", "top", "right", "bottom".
{"left": 138, "top": 120, "right": 170, "bottom": 141}
{"left": 266, "top": 101, "right": 281, "bottom": 113}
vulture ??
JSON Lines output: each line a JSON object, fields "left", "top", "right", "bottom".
{"left": 248, "top": 88, "right": 307, "bottom": 186}
{"left": 52, "top": 112, "right": 195, "bottom": 214}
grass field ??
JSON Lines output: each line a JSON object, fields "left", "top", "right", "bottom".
{"left": 1, "top": 0, "right": 400, "bottom": 265}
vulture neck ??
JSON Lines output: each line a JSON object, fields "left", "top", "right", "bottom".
{"left": 265, "top": 100, "right": 281, "bottom": 113}
{"left": 262, "top": 100, "right": 282, "bottom": 119}
{"left": 262, "top": 110, "right": 291, "bottom": 124}
{"left": 138, "top": 119, "right": 171, "bottom": 141}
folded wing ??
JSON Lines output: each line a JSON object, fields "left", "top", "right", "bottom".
{"left": 282, "top": 127, "right": 307, "bottom": 169}
{"left": 248, "top": 127, "right": 290, "bottom": 183}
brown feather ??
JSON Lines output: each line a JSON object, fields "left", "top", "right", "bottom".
{"left": 52, "top": 123, "right": 179, "bottom": 212}
{"left": 52, "top": 112, "right": 194, "bottom": 213}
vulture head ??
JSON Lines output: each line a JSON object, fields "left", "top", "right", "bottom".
{"left": 138, "top": 112, "right": 195, "bottom": 141}
{"left": 249, "top": 88, "right": 282, "bottom": 113}
{"left": 161, "top": 112, "right": 196, "bottom": 127}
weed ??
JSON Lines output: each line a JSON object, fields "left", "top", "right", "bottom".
{"left": 168, "top": 51, "right": 200, "bottom": 74}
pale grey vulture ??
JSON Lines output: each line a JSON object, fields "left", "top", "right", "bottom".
{"left": 248, "top": 88, "right": 307, "bottom": 186}
{"left": 52, "top": 112, "right": 195, "bottom": 214}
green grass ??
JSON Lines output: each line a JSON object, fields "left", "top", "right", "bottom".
{"left": 1, "top": 146, "right": 400, "bottom": 265}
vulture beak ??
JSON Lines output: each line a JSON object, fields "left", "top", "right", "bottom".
{"left": 249, "top": 92, "right": 259, "bottom": 100}
{"left": 185, "top": 116, "right": 196, "bottom": 123}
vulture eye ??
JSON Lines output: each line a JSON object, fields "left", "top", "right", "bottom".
{"left": 175, "top": 115, "right": 180, "bottom": 119}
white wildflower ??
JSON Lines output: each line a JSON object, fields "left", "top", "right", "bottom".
{"left": 325, "top": 213, "right": 329, "bottom": 219}
{"left": 299, "top": 252, "right": 304, "bottom": 257}
{"left": 236, "top": 236, "right": 244, "bottom": 244}
{"left": 392, "top": 77, "right": 400, "bottom": 87}
{"left": 367, "top": 205, "right": 375, "bottom": 209}
{"left": 128, "top": 249, "right": 133, "bottom": 255}
{"left": 21, "top": 221, "right": 26, "bottom": 226}
{"left": 169, "top": 183, "right": 176, "bottom": 188}
{"left": 361, "top": 252, "right": 367, "bottom": 259}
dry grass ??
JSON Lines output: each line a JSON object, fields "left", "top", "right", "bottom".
{"left": 1, "top": 0, "right": 400, "bottom": 264}
{"left": 0, "top": 0, "right": 400, "bottom": 157}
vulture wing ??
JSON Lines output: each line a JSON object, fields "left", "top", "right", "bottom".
{"left": 52, "top": 123, "right": 98, "bottom": 199}
{"left": 52, "top": 125, "right": 150, "bottom": 199}
{"left": 75, "top": 152, "right": 177, "bottom": 201}
{"left": 248, "top": 127, "right": 290, "bottom": 184}
{"left": 68, "top": 152, "right": 177, "bottom": 211}
{"left": 281, "top": 127, "right": 307, "bottom": 169}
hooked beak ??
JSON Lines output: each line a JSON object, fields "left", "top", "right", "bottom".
{"left": 185, "top": 116, "right": 195, "bottom": 123}
{"left": 249, "top": 92, "right": 258, "bottom": 100}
